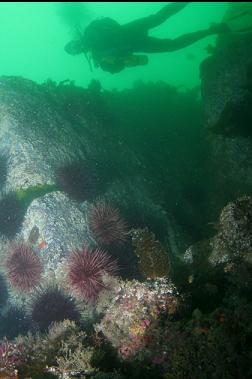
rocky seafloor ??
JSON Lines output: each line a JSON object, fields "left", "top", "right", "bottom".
{"left": 0, "top": 33, "right": 252, "bottom": 379}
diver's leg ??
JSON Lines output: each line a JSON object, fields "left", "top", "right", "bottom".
{"left": 123, "top": 2, "right": 190, "bottom": 33}
{"left": 137, "top": 24, "right": 229, "bottom": 53}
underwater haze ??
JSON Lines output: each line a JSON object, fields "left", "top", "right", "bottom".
{"left": 0, "top": 2, "right": 227, "bottom": 89}
{"left": 0, "top": 2, "right": 252, "bottom": 379}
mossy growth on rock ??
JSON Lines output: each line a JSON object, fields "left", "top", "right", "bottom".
{"left": 16, "top": 183, "right": 58, "bottom": 208}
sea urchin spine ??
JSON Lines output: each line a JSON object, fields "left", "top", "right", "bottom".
{"left": 5, "top": 243, "right": 43, "bottom": 292}
{"left": 67, "top": 246, "right": 118, "bottom": 302}
{"left": 89, "top": 202, "right": 128, "bottom": 246}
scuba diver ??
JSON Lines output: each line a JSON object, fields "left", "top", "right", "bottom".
{"left": 65, "top": 2, "right": 230, "bottom": 74}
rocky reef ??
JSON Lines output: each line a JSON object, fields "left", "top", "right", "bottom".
{"left": 0, "top": 30, "right": 252, "bottom": 379}
{"left": 201, "top": 32, "right": 252, "bottom": 219}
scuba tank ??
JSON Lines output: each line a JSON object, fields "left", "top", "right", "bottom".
{"left": 84, "top": 18, "right": 121, "bottom": 50}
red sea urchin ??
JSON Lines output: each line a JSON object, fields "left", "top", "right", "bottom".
{"left": 67, "top": 246, "right": 118, "bottom": 302}
{"left": 89, "top": 202, "right": 128, "bottom": 246}
{"left": 5, "top": 243, "right": 43, "bottom": 291}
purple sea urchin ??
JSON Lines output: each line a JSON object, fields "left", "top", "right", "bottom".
{"left": 55, "top": 160, "right": 98, "bottom": 201}
{"left": 0, "top": 273, "right": 8, "bottom": 309}
{"left": 0, "top": 193, "right": 26, "bottom": 237}
{"left": 31, "top": 286, "right": 80, "bottom": 331}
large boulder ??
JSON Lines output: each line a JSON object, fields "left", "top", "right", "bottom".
{"left": 0, "top": 76, "right": 180, "bottom": 280}
{"left": 0, "top": 77, "right": 87, "bottom": 191}
{"left": 200, "top": 33, "right": 252, "bottom": 218}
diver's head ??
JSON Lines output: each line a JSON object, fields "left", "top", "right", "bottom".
{"left": 64, "top": 39, "right": 87, "bottom": 55}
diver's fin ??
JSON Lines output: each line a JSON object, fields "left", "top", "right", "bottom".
{"left": 232, "top": 26, "right": 252, "bottom": 33}
{"left": 225, "top": 10, "right": 248, "bottom": 23}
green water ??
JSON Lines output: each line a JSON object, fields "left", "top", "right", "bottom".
{"left": 0, "top": 3, "right": 252, "bottom": 379}
{"left": 0, "top": 2, "right": 227, "bottom": 89}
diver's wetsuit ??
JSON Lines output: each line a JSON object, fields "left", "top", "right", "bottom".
{"left": 87, "top": 2, "right": 219, "bottom": 56}
{"left": 119, "top": 2, "right": 202, "bottom": 53}
{"left": 66, "top": 2, "right": 229, "bottom": 73}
